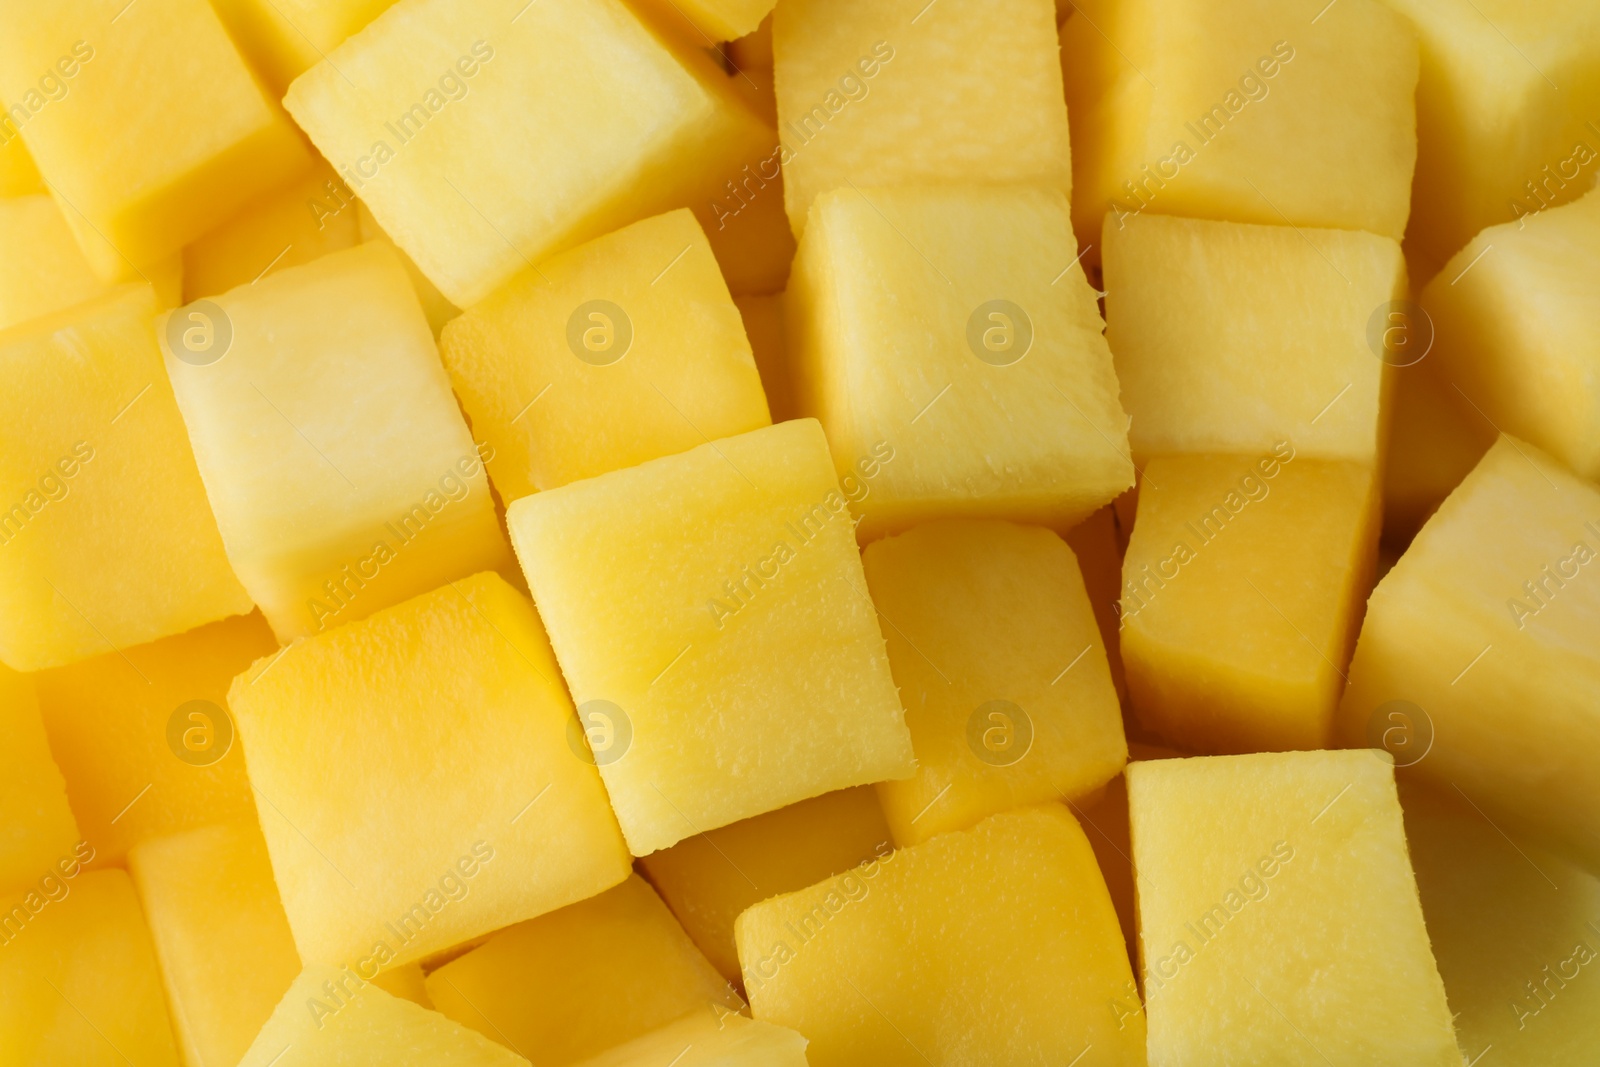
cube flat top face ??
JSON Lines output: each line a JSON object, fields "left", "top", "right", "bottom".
{"left": 736, "top": 805, "right": 1143, "bottom": 1065}
{"left": 441, "top": 209, "right": 770, "bottom": 499}
{"left": 571, "top": 1010, "right": 809, "bottom": 1067}
{"left": 0, "top": 284, "right": 251, "bottom": 671}
{"left": 0, "top": 668, "right": 79, "bottom": 893}
{"left": 773, "top": 0, "right": 1070, "bottom": 235}
{"left": 863, "top": 519, "right": 1127, "bottom": 846}
{"left": 507, "top": 418, "right": 913, "bottom": 856}
{"left": 1103, "top": 212, "right": 1403, "bottom": 464}
{"left": 792, "top": 186, "right": 1132, "bottom": 535}
{"left": 1128, "top": 751, "right": 1458, "bottom": 1064}
{"left": 0, "top": 196, "right": 107, "bottom": 332}
{"left": 228, "top": 572, "right": 632, "bottom": 970}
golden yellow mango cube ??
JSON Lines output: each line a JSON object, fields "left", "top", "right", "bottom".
{"left": 210, "top": 0, "right": 399, "bottom": 93}
{"left": 639, "top": 786, "right": 893, "bottom": 982}
{"left": 570, "top": 1008, "right": 809, "bottom": 1067}
{"left": 162, "top": 242, "right": 511, "bottom": 642}
{"left": 0, "top": 129, "right": 43, "bottom": 195}
{"left": 1338, "top": 435, "right": 1600, "bottom": 871}
{"left": 0, "top": 195, "right": 109, "bottom": 332}
{"left": 1129, "top": 751, "right": 1459, "bottom": 1064}
{"left": 773, "top": 0, "right": 1071, "bottom": 236}
{"left": 734, "top": 293, "right": 793, "bottom": 422}
{"left": 633, "top": 0, "right": 775, "bottom": 42}
{"left": 788, "top": 186, "right": 1132, "bottom": 539}
{"left": 1065, "top": 505, "right": 1131, "bottom": 708}
{"left": 441, "top": 209, "right": 770, "bottom": 499}
{"left": 0, "top": 0, "right": 308, "bottom": 277}
{"left": 1, "top": 870, "right": 181, "bottom": 1067}
{"left": 862, "top": 519, "right": 1127, "bottom": 846}
{"left": 1382, "top": 360, "right": 1493, "bottom": 544}
{"left": 427, "top": 875, "right": 739, "bottom": 1064}
{"left": 128, "top": 821, "right": 302, "bottom": 1067}
{"left": 508, "top": 419, "right": 913, "bottom": 856}
{"left": 1121, "top": 453, "right": 1380, "bottom": 754}
{"left": 736, "top": 805, "right": 1144, "bottom": 1066}
{"left": 356, "top": 202, "right": 460, "bottom": 336}
{"left": 0, "top": 284, "right": 252, "bottom": 671}
{"left": 0, "top": 666, "right": 79, "bottom": 895}
{"left": 229, "top": 571, "right": 632, "bottom": 972}
{"left": 285, "top": 0, "right": 773, "bottom": 307}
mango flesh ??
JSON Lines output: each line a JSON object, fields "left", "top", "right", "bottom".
{"left": 356, "top": 202, "right": 460, "bottom": 336}
{"left": 1338, "top": 435, "right": 1600, "bottom": 871}
{"left": 0, "top": 284, "right": 252, "bottom": 671}
{"left": 0, "top": 195, "right": 113, "bottom": 331}
{"left": 1128, "top": 750, "right": 1459, "bottom": 1065}
{"left": 427, "top": 875, "right": 739, "bottom": 1065}
{"left": 787, "top": 185, "right": 1133, "bottom": 539}
{"left": 209, "top": 0, "right": 399, "bottom": 93}
{"left": 733, "top": 293, "right": 793, "bottom": 422}
{"left": 228, "top": 571, "right": 632, "bottom": 971}
{"left": 569, "top": 1008, "right": 809, "bottom": 1067}
{"left": 507, "top": 419, "right": 914, "bottom": 856}
{"left": 736, "top": 804, "right": 1144, "bottom": 1066}
{"left": 632, "top": 0, "right": 775, "bottom": 42}
{"left": 639, "top": 786, "right": 893, "bottom": 983}
{"left": 863, "top": 518, "right": 1127, "bottom": 846}
{"left": 1064, "top": 505, "right": 1131, "bottom": 709}
{"left": 1381, "top": 359, "right": 1495, "bottom": 545}
{"left": 0, "top": 130, "right": 43, "bottom": 195}
{"left": 0, "top": 666, "right": 79, "bottom": 895}
{"left": 128, "top": 821, "right": 302, "bottom": 1067}
{"left": 440, "top": 209, "right": 770, "bottom": 500}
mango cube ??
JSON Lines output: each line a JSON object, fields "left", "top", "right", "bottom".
{"left": 1338, "top": 436, "right": 1600, "bottom": 870}
{"left": 1382, "top": 360, "right": 1494, "bottom": 544}
{"left": 508, "top": 419, "right": 912, "bottom": 855}
{"left": 570, "top": 1009, "right": 809, "bottom": 1067}
{"left": 1103, "top": 212, "right": 1405, "bottom": 464}
{"left": 427, "top": 875, "right": 739, "bottom": 1064}
{"left": 862, "top": 519, "right": 1127, "bottom": 846}
{"left": 788, "top": 185, "right": 1132, "bottom": 539}
{"left": 0, "top": 195, "right": 109, "bottom": 331}
{"left": 128, "top": 821, "right": 302, "bottom": 1067}
{"left": 0, "top": 129, "right": 42, "bottom": 195}
{"left": 210, "top": 0, "right": 399, "bottom": 93}
{"left": 0, "top": 870, "right": 181, "bottom": 1067}
{"left": 1129, "top": 751, "right": 1458, "bottom": 1064}
{"left": 0, "top": 284, "right": 252, "bottom": 671}
{"left": 633, "top": 0, "right": 775, "bottom": 42}
{"left": 285, "top": 0, "right": 773, "bottom": 307}
{"left": 357, "top": 202, "right": 460, "bottom": 335}
{"left": 229, "top": 571, "right": 631, "bottom": 971}
{"left": 0, "top": 0, "right": 308, "bottom": 276}
{"left": 440, "top": 209, "right": 770, "bottom": 500}
{"left": 736, "top": 805, "right": 1144, "bottom": 1065}
{"left": 1121, "top": 453, "right": 1379, "bottom": 754}
{"left": 734, "top": 293, "right": 794, "bottom": 422}
{"left": 1064, "top": 505, "right": 1131, "bottom": 708}
{"left": 0, "top": 667, "right": 79, "bottom": 894}
{"left": 162, "top": 242, "right": 511, "bottom": 642}
{"left": 773, "top": 0, "right": 1071, "bottom": 235}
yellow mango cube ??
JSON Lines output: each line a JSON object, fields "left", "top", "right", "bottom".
{"left": 570, "top": 1008, "right": 809, "bottom": 1067}
{"left": 0, "top": 870, "right": 181, "bottom": 1067}
{"left": 128, "top": 821, "right": 302, "bottom": 1067}
{"left": 1337, "top": 436, "right": 1600, "bottom": 870}
{"left": 0, "top": 195, "right": 108, "bottom": 331}
{"left": 0, "top": 666, "right": 79, "bottom": 894}
{"left": 639, "top": 786, "right": 893, "bottom": 982}
{"left": 1128, "top": 751, "right": 1459, "bottom": 1064}
{"left": 0, "top": 284, "right": 252, "bottom": 671}
{"left": 1382, "top": 360, "right": 1493, "bottom": 544}
{"left": 441, "top": 209, "right": 770, "bottom": 499}
{"left": 788, "top": 186, "right": 1132, "bottom": 539}
{"left": 1121, "top": 453, "right": 1379, "bottom": 754}
{"left": 0, "top": 0, "right": 308, "bottom": 276}
{"left": 508, "top": 419, "right": 913, "bottom": 855}
{"left": 228, "top": 571, "right": 632, "bottom": 971}
{"left": 0, "top": 129, "right": 43, "bottom": 195}
{"left": 371, "top": 962, "right": 432, "bottom": 1008}
{"left": 356, "top": 202, "right": 460, "bottom": 336}
{"left": 734, "top": 293, "right": 793, "bottom": 422}
{"left": 427, "top": 875, "right": 739, "bottom": 1064}
{"left": 1065, "top": 505, "right": 1131, "bottom": 708}
{"left": 162, "top": 242, "right": 512, "bottom": 642}
{"left": 773, "top": 0, "right": 1071, "bottom": 236}
{"left": 1103, "top": 212, "right": 1405, "bottom": 464}
{"left": 633, "top": 0, "right": 775, "bottom": 42}
{"left": 863, "top": 519, "right": 1127, "bottom": 846}
{"left": 285, "top": 0, "right": 774, "bottom": 307}
{"left": 210, "top": 0, "right": 399, "bottom": 94}
{"left": 736, "top": 805, "right": 1144, "bottom": 1065}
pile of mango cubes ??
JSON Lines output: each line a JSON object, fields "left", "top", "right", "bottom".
{"left": 2, "top": 0, "right": 1598, "bottom": 1064}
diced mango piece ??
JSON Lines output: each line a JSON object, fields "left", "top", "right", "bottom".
{"left": 1420, "top": 187, "right": 1600, "bottom": 481}
{"left": 789, "top": 186, "right": 1132, "bottom": 539}
{"left": 773, "top": 0, "right": 1071, "bottom": 235}
{"left": 428, "top": 875, "right": 739, "bottom": 1064}
{"left": 1103, "top": 212, "right": 1405, "bottom": 464}
{"left": 640, "top": 787, "right": 893, "bottom": 982}
{"left": 128, "top": 821, "right": 302, "bottom": 1067}
{"left": 1063, "top": 0, "right": 1417, "bottom": 245}
{"left": 0, "top": 129, "right": 43, "bottom": 195}
{"left": 737, "top": 805, "right": 1143, "bottom": 1065}
{"left": 863, "top": 519, "right": 1127, "bottom": 846}
{"left": 371, "top": 962, "right": 432, "bottom": 1008}
{"left": 1064, "top": 505, "right": 1131, "bottom": 708}
{"left": 0, "top": 666, "right": 79, "bottom": 895}
{"left": 699, "top": 137, "right": 796, "bottom": 296}
{"left": 632, "top": 0, "right": 775, "bottom": 42}
{"left": 733, "top": 293, "right": 793, "bottom": 422}
{"left": 0, "top": 284, "right": 252, "bottom": 671}
{"left": 356, "top": 202, "right": 460, "bottom": 336}
{"left": 1121, "top": 453, "right": 1379, "bottom": 753}
{"left": 1382, "top": 359, "right": 1494, "bottom": 544}
{"left": 441, "top": 210, "right": 770, "bottom": 499}
{"left": 0, "top": 0, "right": 308, "bottom": 276}
{"left": 0, "top": 870, "right": 181, "bottom": 1067}
{"left": 0, "top": 195, "right": 107, "bottom": 331}
{"left": 729, "top": 13, "right": 774, "bottom": 69}
{"left": 239, "top": 964, "right": 530, "bottom": 1067}
{"left": 1338, "top": 436, "right": 1600, "bottom": 870}
{"left": 285, "top": 0, "right": 774, "bottom": 307}
{"left": 509, "top": 419, "right": 912, "bottom": 855}
{"left": 162, "top": 242, "right": 511, "bottom": 642}
{"left": 1128, "top": 751, "right": 1458, "bottom": 1064}
{"left": 210, "top": 0, "right": 399, "bottom": 94}
{"left": 228, "top": 571, "right": 632, "bottom": 971}
{"left": 570, "top": 1008, "right": 809, "bottom": 1067}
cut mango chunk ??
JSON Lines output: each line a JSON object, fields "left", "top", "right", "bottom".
{"left": 570, "top": 1008, "right": 809, "bottom": 1067}
{"left": 633, "top": 0, "right": 775, "bottom": 42}
{"left": 733, "top": 293, "right": 793, "bottom": 422}
{"left": 0, "top": 666, "right": 79, "bottom": 895}
{"left": 356, "top": 202, "right": 460, "bottom": 336}
{"left": 0, "top": 130, "right": 43, "bottom": 195}
{"left": 1382, "top": 360, "right": 1495, "bottom": 545}
{"left": 0, "top": 195, "right": 109, "bottom": 331}
{"left": 210, "top": 0, "right": 399, "bottom": 94}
